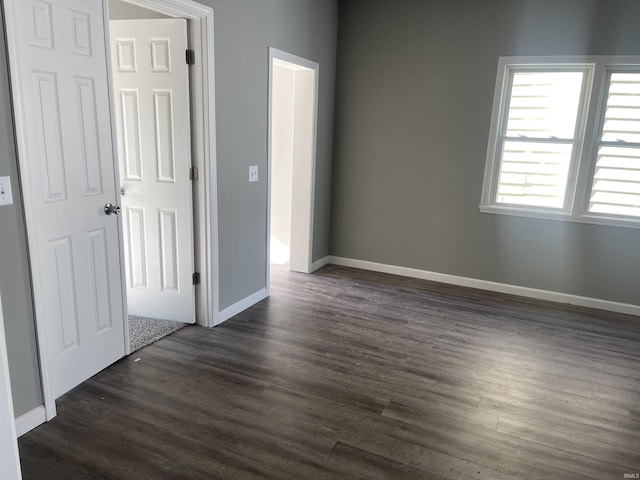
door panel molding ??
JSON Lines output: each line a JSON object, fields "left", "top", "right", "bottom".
{"left": 110, "top": 18, "right": 195, "bottom": 323}
{"left": 115, "top": 0, "right": 219, "bottom": 327}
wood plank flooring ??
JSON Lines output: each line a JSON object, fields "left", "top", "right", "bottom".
{"left": 18, "top": 264, "right": 640, "bottom": 479}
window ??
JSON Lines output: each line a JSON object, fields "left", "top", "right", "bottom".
{"left": 589, "top": 72, "right": 640, "bottom": 217}
{"left": 481, "top": 56, "right": 640, "bottom": 228}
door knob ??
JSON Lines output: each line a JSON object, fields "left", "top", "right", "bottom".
{"left": 104, "top": 202, "right": 121, "bottom": 215}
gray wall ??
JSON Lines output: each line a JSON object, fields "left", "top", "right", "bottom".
{"left": 0, "top": 17, "right": 43, "bottom": 417}
{"left": 108, "top": 0, "right": 169, "bottom": 19}
{"left": 114, "top": 0, "right": 339, "bottom": 310}
{"left": 0, "top": 0, "right": 337, "bottom": 414}
{"left": 331, "top": 0, "right": 640, "bottom": 305}
{"left": 205, "top": 0, "right": 337, "bottom": 308}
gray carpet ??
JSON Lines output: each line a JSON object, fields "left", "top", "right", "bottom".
{"left": 128, "top": 315, "right": 187, "bottom": 353}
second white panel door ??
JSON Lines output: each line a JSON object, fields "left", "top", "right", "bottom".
{"left": 110, "top": 19, "right": 195, "bottom": 323}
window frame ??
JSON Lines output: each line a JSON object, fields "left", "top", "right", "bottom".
{"left": 480, "top": 56, "right": 640, "bottom": 230}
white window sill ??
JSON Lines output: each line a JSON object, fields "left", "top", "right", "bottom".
{"left": 479, "top": 205, "right": 640, "bottom": 230}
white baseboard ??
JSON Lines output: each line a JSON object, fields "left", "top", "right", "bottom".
{"left": 329, "top": 256, "right": 640, "bottom": 317}
{"left": 215, "top": 288, "right": 268, "bottom": 326}
{"left": 15, "top": 405, "right": 46, "bottom": 437}
{"left": 310, "top": 256, "right": 330, "bottom": 273}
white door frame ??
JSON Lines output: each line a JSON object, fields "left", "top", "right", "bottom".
{"left": 118, "top": 0, "right": 219, "bottom": 330}
{"left": 266, "top": 48, "right": 319, "bottom": 293}
{"left": 0, "top": 293, "right": 22, "bottom": 480}
{"left": 3, "top": 0, "right": 219, "bottom": 425}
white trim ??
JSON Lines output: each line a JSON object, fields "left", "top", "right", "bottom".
{"left": 479, "top": 204, "right": 640, "bottom": 230}
{"left": 266, "top": 48, "right": 319, "bottom": 295}
{"left": 482, "top": 57, "right": 595, "bottom": 213}
{"left": 14, "top": 406, "right": 46, "bottom": 438}
{"left": 119, "top": 2, "right": 219, "bottom": 326}
{"left": 215, "top": 288, "right": 268, "bottom": 326}
{"left": 0, "top": 293, "right": 22, "bottom": 479}
{"left": 329, "top": 256, "right": 640, "bottom": 317}
{"left": 310, "top": 256, "right": 330, "bottom": 272}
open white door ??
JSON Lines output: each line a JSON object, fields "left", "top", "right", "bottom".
{"left": 4, "top": 0, "right": 126, "bottom": 399}
{"left": 110, "top": 19, "right": 195, "bottom": 323}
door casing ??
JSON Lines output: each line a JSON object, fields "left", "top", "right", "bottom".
{"left": 3, "top": 0, "right": 219, "bottom": 425}
{"left": 119, "top": 0, "right": 219, "bottom": 331}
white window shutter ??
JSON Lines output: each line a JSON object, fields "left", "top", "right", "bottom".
{"left": 496, "top": 70, "right": 585, "bottom": 209}
{"left": 589, "top": 73, "right": 640, "bottom": 218}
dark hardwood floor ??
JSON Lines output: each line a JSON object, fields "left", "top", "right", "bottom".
{"left": 19, "top": 264, "right": 640, "bottom": 479}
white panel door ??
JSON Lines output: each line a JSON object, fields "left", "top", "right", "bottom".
{"left": 110, "top": 20, "right": 195, "bottom": 323}
{"left": 5, "top": 0, "right": 126, "bottom": 398}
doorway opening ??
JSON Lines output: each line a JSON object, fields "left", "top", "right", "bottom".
{"left": 267, "top": 49, "right": 319, "bottom": 289}
{"left": 108, "top": 2, "right": 195, "bottom": 351}
{"left": 107, "top": 0, "right": 220, "bottom": 334}
{"left": 106, "top": 0, "right": 220, "bottom": 348}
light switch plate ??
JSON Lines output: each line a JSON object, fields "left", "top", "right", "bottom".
{"left": 249, "top": 165, "right": 258, "bottom": 183}
{"left": 0, "top": 176, "right": 13, "bottom": 206}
